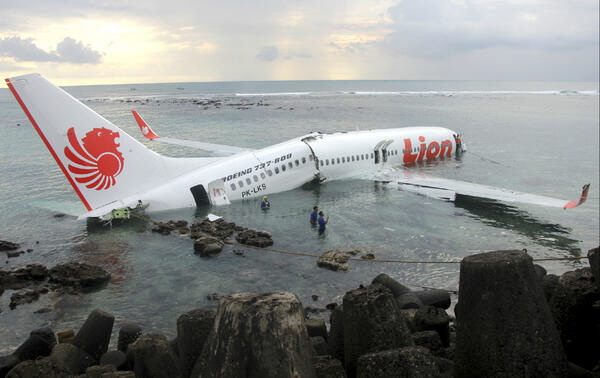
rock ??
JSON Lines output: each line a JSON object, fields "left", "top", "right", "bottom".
{"left": 6, "top": 251, "right": 22, "bottom": 258}
{"left": 413, "top": 306, "right": 450, "bottom": 347}
{"left": 371, "top": 273, "right": 411, "bottom": 297}
{"left": 311, "top": 336, "right": 328, "bottom": 356}
{"left": 190, "top": 219, "right": 239, "bottom": 240}
{"left": 118, "top": 324, "right": 142, "bottom": 352}
{"left": 306, "top": 318, "right": 328, "bottom": 340}
{"left": 192, "top": 291, "right": 315, "bottom": 378}
{"left": 413, "top": 289, "right": 451, "bottom": 309}
{"left": 9, "top": 290, "right": 41, "bottom": 309}
{"left": 412, "top": 330, "right": 444, "bottom": 356}
{"left": 49, "top": 342, "right": 96, "bottom": 375}
{"left": 0, "top": 241, "right": 19, "bottom": 251}
{"left": 356, "top": 346, "right": 441, "bottom": 378}
{"left": 13, "top": 334, "right": 53, "bottom": 361}
{"left": 128, "top": 333, "right": 180, "bottom": 378}
{"left": 100, "top": 350, "right": 130, "bottom": 371}
{"left": 342, "top": 283, "right": 414, "bottom": 377}
{"left": 396, "top": 292, "right": 423, "bottom": 309}
{"left": 193, "top": 237, "right": 224, "bottom": 256}
{"left": 5, "top": 358, "right": 61, "bottom": 378}
{"left": 327, "top": 305, "right": 345, "bottom": 364}
{"left": 73, "top": 309, "right": 115, "bottom": 361}
{"left": 455, "top": 250, "right": 568, "bottom": 377}
{"left": 317, "top": 250, "right": 349, "bottom": 271}
{"left": 588, "top": 246, "right": 599, "bottom": 290}
{"left": 48, "top": 262, "right": 110, "bottom": 290}
{"left": 235, "top": 229, "right": 273, "bottom": 247}
{"left": 30, "top": 327, "right": 56, "bottom": 349}
{"left": 313, "top": 355, "right": 346, "bottom": 378}
{"left": 534, "top": 264, "right": 547, "bottom": 279}
{"left": 0, "top": 355, "right": 20, "bottom": 377}
{"left": 85, "top": 364, "right": 117, "bottom": 378}
{"left": 56, "top": 329, "right": 76, "bottom": 344}
{"left": 556, "top": 267, "right": 600, "bottom": 369}
{"left": 176, "top": 309, "right": 216, "bottom": 378}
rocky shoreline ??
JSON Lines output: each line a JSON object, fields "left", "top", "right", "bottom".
{"left": 0, "top": 245, "right": 598, "bottom": 377}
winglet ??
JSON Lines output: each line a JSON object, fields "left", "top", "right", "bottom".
{"left": 563, "top": 184, "right": 590, "bottom": 209}
{"left": 132, "top": 110, "right": 160, "bottom": 140}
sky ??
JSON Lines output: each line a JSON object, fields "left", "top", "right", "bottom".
{"left": 1, "top": 0, "right": 598, "bottom": 85}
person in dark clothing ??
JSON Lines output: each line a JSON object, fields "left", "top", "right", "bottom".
{"left": 261, "top": 195, "right": 270, "bottom": 209}
{"left": 309, "top": 206, "right": 318, "bottom": 224}
{"left": 317, "top": 211, "right": 329, "bottom": 233}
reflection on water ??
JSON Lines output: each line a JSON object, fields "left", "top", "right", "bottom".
{"left": 454, "top": 195, "right": 581, "bottom": 255}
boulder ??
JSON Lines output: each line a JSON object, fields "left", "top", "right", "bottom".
{"left": 413, "top": 306, "right": 450, "bottom": 347}
{"left": 588, "top": 246, "right": 599, "bottom": 290}
{"left": 100, "top": 350, "right": 130, "bottom": 371}
{"left": 412, "top": 330, "right": 444, "bottom": 356}
{"left": 455, "top": 250, "right": 568, "bottom": 377}
{"left": 342, "top": 284, "right": 414, "bottom": 378}
{"left": 235, "top": 229, "right": 273, "bottom": 247}
{"left": 85, "top": 364, "right": 116, "bottom": 378}
{"left": 129, "top": 333, "right": 180, "bottom": 378}
{"left": 49, "top": 342, "right": 96, "bottom": 375}
{"left": 12, "top": 334, "right": 53, "bottom": 361}
{"left": 192, "top": 291, "right": 315, "bottom": 378}
{"left": 356, "top": 346, "right": 441, "bottom": 378}
{"left": 311, "top": 336, "right": 328, "bottom": 356}
{"left": 73, "top": 309, "right": 115, "bottom": 361}
{"left": 5, "top": 358, "right": 61, "bottom": 378}
{"left": 176, "top": 309, "right": 216, "bottom": 378}
{"left": 317, "top": 250, "right": 350, "bottom": 271}
{"left": 313, "top": 355, "right": 346, "bottom": 378}
{"left": 371, "top": 273, "right": 411, "bottom": 297}
{"left": 0, "top": 355, "right": 20, "bottom": 377}
{"left": 413, "top": 289, "right": 451, "bottom": 310}
{"left": 193, "top": 237, "right": 224, "bottom": 256}
{"left": 0, "top": 241, "right": 19, "bottom": 251}
{"left": 118, "top": 324, "right": 142, "bottom": 352}
{"left": 327, "top": 305, "right": 345, "bottom": 364}
{"left": 48, "top": 262, "right": 110, "bottom": 290}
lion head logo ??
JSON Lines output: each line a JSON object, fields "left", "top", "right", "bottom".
{"left": 64, "top": 127, "right": 124, "bottom": 190}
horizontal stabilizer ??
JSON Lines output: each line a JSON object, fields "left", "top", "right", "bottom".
{"left": 383, "top": 169, "right": 589, "bottom": 209}
{"left": 132, "top": 110, "right": 252, "bottom": 156}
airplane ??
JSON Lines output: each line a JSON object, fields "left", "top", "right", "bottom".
{"left": 5, "top": 73, "right": 589, "bottom": 221}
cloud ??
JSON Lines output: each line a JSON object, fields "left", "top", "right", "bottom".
{"left": 382, "top": 0, "right": 600, "bottom": 59}
{"left": 0, "top": 36, "right": 102, "bottom": 63}
{"left": 55, "top": 37, "right": 102, "bottom": 63}
{"left": 256, "top": 46, "right": 279, "bottom": 61}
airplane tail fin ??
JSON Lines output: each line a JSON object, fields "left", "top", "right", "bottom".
{"left": 5, "top": 73, "right": 170, "bottom": 214}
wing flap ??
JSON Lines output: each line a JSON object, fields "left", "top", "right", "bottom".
{"left": 132, "top": 110, "right": 252, "bottom": 156}
{"left": 383, "top": 169, "right": 589, "bottom": 209}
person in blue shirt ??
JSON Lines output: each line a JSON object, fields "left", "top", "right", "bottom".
{"left": 317, "top": 211, "right": 329, "bottom": 233}
{"left": 309, "top": 206, "right": 318, "bottom": 225}
{"left": 261, "top": 195, "right": 270, "bottom": 209}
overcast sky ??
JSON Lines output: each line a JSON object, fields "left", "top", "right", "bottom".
{"left": 1, "top": 0, "right": 598, "bottom": 85}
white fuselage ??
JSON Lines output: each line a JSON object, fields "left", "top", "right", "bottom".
{"left": 139, "top": 127, "right": 461, "bottom": 212}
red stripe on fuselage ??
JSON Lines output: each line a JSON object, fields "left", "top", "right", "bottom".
{"left": 5, "top": 78, "right": 92, "bottom": 211}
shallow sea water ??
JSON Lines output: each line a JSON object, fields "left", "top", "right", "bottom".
{"left": 0, "top": 80, "right": 598, "bottom": 352}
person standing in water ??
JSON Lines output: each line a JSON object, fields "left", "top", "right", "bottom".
{"left": 261, "top": 195, "right": 270, "bottom": 209}
{"left": 317, "top": 211, "right": 329, "bottom": 233}
{"left": 309, "top": 206, "right": 319, "bottom": 225}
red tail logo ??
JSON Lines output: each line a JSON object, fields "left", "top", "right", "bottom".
{"left": 64, "top": 127, "right": 124, "bottom": 190}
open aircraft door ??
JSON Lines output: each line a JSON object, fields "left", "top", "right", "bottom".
{"left": 207, "top": 179, "right": 231, "bottom": 205}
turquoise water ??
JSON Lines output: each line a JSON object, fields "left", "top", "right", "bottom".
{"left": 0, "top": 80, "right": 598, "bottom": 352}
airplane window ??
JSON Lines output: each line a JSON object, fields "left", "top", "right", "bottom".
{"left": 347, "top": 156, "right": 350, "bottom": 162}
{"left": 320, "top": 160, "right": 324, "bottom": 167}
{"left": 302, "top": 157, "right": 306, "bottom": 164}
{"left": 352, "top": 156, "right": 355, "bottom": 161}
{"left": 337, "top": 158, "right": 340, "bottom": 164}
{"left": 288, "top": 162, "right": 293, "bottom": 169}
{"left": 281, "top": 165, "right": 286, "bottom": 171}
{"left": 275, "top": 167, "right": 280, "bottom": 174}
{"left": 342, "top": 157, "right": 345, "bottom": 163}
{"left": 253, "top": 175, "right": 259, "bottom": 182}
{"left": 267, "top": 169, "right": 273, "bottom": 176}
{"left": 326, "top": 159, "right": 329, "bottom": 166}
{"left": 361, "top": 154, "right": 364, "bottom": 160}
{"left": 230, "top": 183, "right": 236, "bottom": 191}
{"left": 370, "top": 153, "right": 374, "bottom": 159}
{"left": 246, "top": 178, "right": 251, "bottom": 185}
{"left": 295, "top": 159, "right": 299, "bottom": 166}
{"left": 238, "top": 180, "right": 244, "bottom": 188}
{"left": 331, "top": 159, "right": 335, "bottom": 165}
{"left": 260, "top": 172, "right": 266, "bottom": 179}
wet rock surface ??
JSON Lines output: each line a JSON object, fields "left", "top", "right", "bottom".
{"left": 1, "top": 247, "right": 599, "bottom": 378}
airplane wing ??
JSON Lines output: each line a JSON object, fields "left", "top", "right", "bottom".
{"left": 380, "top": 169, "right": 589, "bottom": 209}
{"left": 132, "top": 110, "right": 253, "bottom": 156}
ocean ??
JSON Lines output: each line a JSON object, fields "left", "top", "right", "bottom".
{"left": 0, "top": 79, "right": 598, "bottom": 352}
